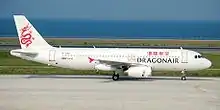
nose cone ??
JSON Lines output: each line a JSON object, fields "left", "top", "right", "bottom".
{"left": 205, "top": 59, "right": 212, "bottom": 68}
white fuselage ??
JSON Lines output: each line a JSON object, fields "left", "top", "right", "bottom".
{"left": 11, "top": 48, "right": 212, "bottom": 72}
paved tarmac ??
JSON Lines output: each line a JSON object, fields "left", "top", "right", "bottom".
{"left": 0, "top": 75, "right": 219, "bottom": 110}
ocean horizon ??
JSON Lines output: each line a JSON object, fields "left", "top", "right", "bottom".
{"left": 0, "top": 19, "right": 220, "bottom": 40}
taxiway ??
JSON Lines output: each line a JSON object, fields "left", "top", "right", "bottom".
{"left": 0, "top": 75, "right": 219, "bottom": 110}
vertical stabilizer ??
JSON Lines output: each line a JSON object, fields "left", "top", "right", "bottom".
{"left": 13, "top": 15, "right": 52, "bottom": 49}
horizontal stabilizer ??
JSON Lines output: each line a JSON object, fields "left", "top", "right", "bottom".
{"left": 10, "top": 49, "right": 38, "bottom": 57}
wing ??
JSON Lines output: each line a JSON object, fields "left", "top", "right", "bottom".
{"left": 90, "top": 57, "right": 147, "bottom": 68}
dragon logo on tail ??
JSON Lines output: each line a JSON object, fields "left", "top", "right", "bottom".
{"left": 20, "top": 23, "right": 34, "bottom": 48}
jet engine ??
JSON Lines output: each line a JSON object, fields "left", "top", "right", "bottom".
{"left": 94, "top": 64, "right": 115, "bottom": 71}
{"left": 125, "top": 66, "right": 152, "bottom": 78}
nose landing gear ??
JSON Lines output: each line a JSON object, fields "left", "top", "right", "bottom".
{"left": 181, "top": 76, "right": 186, "bottom": 80}
{"left": 181, "top": 70, "right": 187, "bottom": 80}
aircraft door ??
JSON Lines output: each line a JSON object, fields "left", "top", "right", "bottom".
{"left": 49, "top": 50, "right": 56, "bottom": 61}
{"left": 181, "top": 50, "right": 188, "bottom": 63}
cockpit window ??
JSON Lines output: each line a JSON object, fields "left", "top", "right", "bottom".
{"left": 194, "top": 55, "right": 203, "bottom": 59}
{"left": 194, "top": 55, "right": 197, "bottom": 59}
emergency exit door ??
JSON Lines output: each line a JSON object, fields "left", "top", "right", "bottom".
{"left": 49, "top": 50, "right": 56, "bottom": 61}
{"left": 181, "top": 50, "right": 188, "bottom": 63}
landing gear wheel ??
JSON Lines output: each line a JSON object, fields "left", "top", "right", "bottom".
{"left": 181, "top": 76, "right": 186, "bottom": 80}
{"left": 112, "top": 73, "right": 119, "bottom": 81}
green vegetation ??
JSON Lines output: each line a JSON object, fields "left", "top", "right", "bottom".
{"left": 0, "top": 50, "right": 220, "bottom": 76}
{"left": 1, "top": 37, "right": 220, "bottom": 47}
{"left": 0, "top": 51, "right": 42, "bottom": 66}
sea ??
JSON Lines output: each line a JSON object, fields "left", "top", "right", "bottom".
{"left": 0, "top": 18, "right": 220, "bottom": 40}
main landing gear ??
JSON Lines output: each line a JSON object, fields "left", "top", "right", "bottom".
{"left": 112, "top": 67, "right": 127, "bottom": 81}
{"left": 112, "top": 72, "right": 119, "bottom": 81}
{"left": 181, "top": 70, "right": 187, "bottom": 80}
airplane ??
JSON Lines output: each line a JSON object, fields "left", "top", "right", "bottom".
{"left": 10, "top": 15, "right": 212, "bottom": 81}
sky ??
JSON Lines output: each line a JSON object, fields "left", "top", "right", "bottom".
{"left": 0, "top": 0, "right": 220, "bottom": 20}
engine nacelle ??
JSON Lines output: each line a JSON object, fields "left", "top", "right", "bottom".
{"left": 94, "top": 64, "right": 115, "bottom": 71}
{"left": 125, "top": 66, "right": 152, "bottom": 78}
